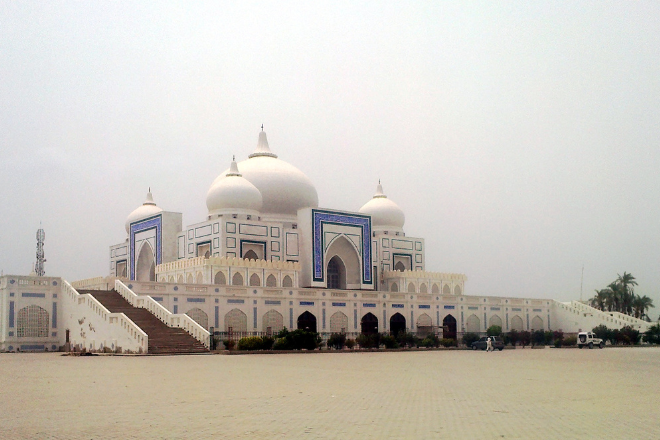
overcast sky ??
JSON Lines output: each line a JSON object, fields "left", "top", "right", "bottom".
{"left": 1, "top": 2, "right": 659, "bottom": 316}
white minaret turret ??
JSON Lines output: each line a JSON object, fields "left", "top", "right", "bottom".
{"left": 35, "top": 227, "right": 46, "bottom": 276}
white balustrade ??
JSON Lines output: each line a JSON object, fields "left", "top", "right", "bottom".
{"left": 115, "top": 280, "right": 210, "bottom": 348}
{"left": 62, "top": 280, "right": 148, "bottom": 353}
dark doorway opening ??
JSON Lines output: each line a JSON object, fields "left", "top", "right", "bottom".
{"left": 390, "top": 313, "right": 406, "bottom": 337}
{"left": 297, "top": 311, "right": 317, "bottom": 333}
{"left": 361, "top": 312, "right": 379, "bottom": 335}
{"left": 443, "top": 314, "right": 457, "bottom": 340}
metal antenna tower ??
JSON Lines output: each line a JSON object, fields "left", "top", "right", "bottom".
{"left": 35, "top": 227, "right": 46, "bottom": 276}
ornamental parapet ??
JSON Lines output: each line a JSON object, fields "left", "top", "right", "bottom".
{"left": 382, "top": 270, "right": 467, "bottom": 282}
{"left": 156, "top": 256, "right": 301, "bottom": 274}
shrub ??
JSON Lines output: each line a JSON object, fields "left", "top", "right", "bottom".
{"left": 531, "top": 330, "right": 545, "bottom": 346}
{"left": 345, "top": 339, "right": 356, "bottom": 349}
{"left": 262, "top": 336, "right": 275, "bottom": 350}
{"left": 238, "top": 336, "right": 264, "bottom": 351}
{"left": 487, "top": 325, "right": 502, "bottom": 337}
{"left": 643, "top": 324, "right": 660, "bottom": 344}
{"left": 562, "top": 336, "right": 577, "bottom": 347}
{"left": 592, "top": 324, "right": 610, "bottom": 342}
{"left": 357, "top": 333, "right": 381, "bottom": 349}
{"left": 519, "top": 331, "right": 531, "bottom": 347}
{"left": 544, "top": 331, "right": 554, "bottom": 346}
{"left": 501, "top": 333, "right": 511, "bottom": 346}
{"left": 462, "top": 333, "right": 480, "bottom": 347}
{"left": 553, "top": 330, "right": 564, "bottom": 348}
{"left": 421, "top": 334, "right": 441, "bottom": 348}
{"left": 508, "top": 330, "right": 520, "bottom": 346}
{"left": 327, "top": 333, "right": 347, "bottom": 350}
{"left": 381, "top": 334, "right": 399, "bottom": 349}
{"left": 273, "top": 337, "right": 290, "bottom": 350}
{"left": 620, "top": 326, "right": 640, "bottom": 345}
{"left": 287, "top": 329, "right": 321, "bottom": 350}
{"left": 397, "top": 332, "right": 419, "bottom": 348}
{"left": 222, "top": 339, "right": 236, "bottom": 350}
{"left": 440, "top": 338, "right": 457, "bottom": 348}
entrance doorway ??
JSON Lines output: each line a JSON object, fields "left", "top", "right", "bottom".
{"left": 327, "top": 256, "right": 344, "bottom": 289}
{"left": 390, "top": 313, "right": 406, "bottom": 337}
{"left": 442, "top": 314, "right": 457, "bottom": 340}
{"left": 360, "top": 312, "right": 378, "bottom": 335}
{"left": 297, "top": 311, "right": 317, "bottom": 333}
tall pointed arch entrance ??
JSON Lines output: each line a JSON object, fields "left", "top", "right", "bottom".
{"left": 297, "top": 311, "right": 317, "bottom": 333}
{"left": 136, "top": 242, "right": 155, "bottom": 281}
{"left": 389, "top": 313, "right": 406, "bottom": 337}
{"left": 442, "top": 314, "right": 457, "bottom": 340}
{"left": 360, "top": 312, "right": 378, "bottom": 335}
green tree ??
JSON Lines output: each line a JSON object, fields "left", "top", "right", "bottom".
{"left": 487, "top": 325, "right": 502, "bottom": 337}
{"left": 462, "top": 332, "right": 480, "bottom": 347}
{"left": 632, "top": 295, "right": 654, "bottom": 320}
{"left": 508, "top": 329, "right": 520, "bottom": 346}
{"left": 616, "top": 272, "right": 638, "bottom": 315}
{"left": 643, "top": 324, "right": 660, "bottom": 344}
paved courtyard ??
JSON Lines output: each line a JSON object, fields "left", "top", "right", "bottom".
{"left": 0, "top": 347, "right": 659, "bottom": 439}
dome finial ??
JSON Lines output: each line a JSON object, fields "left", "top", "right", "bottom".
{"left": 374, "top": 181, "right": 386, "bottom": 198}
{"left": 261, "top": 124, "right": 264, "bottom": 131}
{"left": 145, "top": 188, "right": 156, "bottom": 205}
{"left": 249, "top": 128, "right": 278, "bottom": 158}
{"left": 227, "top": 156, "right": 241, "bottom": 176}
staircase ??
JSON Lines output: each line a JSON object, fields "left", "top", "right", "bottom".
{"left": 80, "top": 289, "right": 208, "bottom": 355}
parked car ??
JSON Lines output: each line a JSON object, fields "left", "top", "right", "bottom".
{"left": 577, "top": 331, "right": 604, "bottom": 349}
{"left": 471, "top": 336, "right": 504, "bottom": 351}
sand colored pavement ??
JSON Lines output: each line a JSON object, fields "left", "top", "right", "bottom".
{"left": 0, "top": 347, "right": 659, "bottom": 439}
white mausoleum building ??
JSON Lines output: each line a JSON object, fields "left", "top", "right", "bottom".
{"left": 0, "top": 130, "right": 651, "bottom": 352}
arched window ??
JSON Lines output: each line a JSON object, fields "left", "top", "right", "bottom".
{"left": 262, "top": 310, "right": 284, "bottom": 333}
{"left": 17, "top": 305, "right": 49, "bottom": 338}
{"left": 266, "top": 274, "right": 277, "bottom": 287}
{"left": 282, "top": 275, "right": 293, "bottom": 287}
{"left": 249, "top": 273, "right": 261, "bottom": 287}
{"left": 407, "top": 282, "right": 416, "bottom": 293}
{"left": 442, "top": 284, "right": 451, "bottom": 295}
{"left": 177, "top": 275, "right": 184, "bottom": 284}
{"left": 394, "top": 261, "right": 406, "bottom": 272}
{"left": 419, "top": 283, "right": 427, "bottom": 293}
{"left": 489, "top": 315, "right": 503, "bottom": 328}
{"left": 232, "top": 272, "right": 244, "bottom": 286}
{"left": 186, "top": 273, "right": 194, "bottom": 284}
{"left": 327, "top": 256, "right": 343, "bottom": 289}
{"left": 390, "top": 282, "right": 399, "bottom": 292}
{"left": 225, "top": 309, "right": 247, "bottom": 333}
{"left": 196, "top": 272, "right": 203, "bottom": 284}
{"left": 243, "top": 250, "right": 258, "bottom": 261}
{"left": 454, "top": 285, "right": 462, "bottom": 295}
{"left": 186, "top": 308, "right": 208, "bottom": 329}
{"left": 214, "top": 271, "right": 226, "bottom": 285}
{"left": 431, "top": 283, "right": 439, "bottom": 294}
{"left": 329, "top": 311, "right": 349, "bottom": 333}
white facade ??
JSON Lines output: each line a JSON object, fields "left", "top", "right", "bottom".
{"left": 0, "top": 129, "right": 652, "bottom": 353}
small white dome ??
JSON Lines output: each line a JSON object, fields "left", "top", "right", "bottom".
{"left": 125, "top": 189, "right": 163, "bottom": 233}
{"left": 359, "top": 183, "right": 405, "bottom": 231}
{"left": 206, "top": 159, "right": 263, "bottom": 216}
{"left": 212, "top": 130, "right": 318, "bottom": 218}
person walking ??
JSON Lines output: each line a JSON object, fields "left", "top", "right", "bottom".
{"left": 486, "top": 337, "right": 493, "bottom": 352}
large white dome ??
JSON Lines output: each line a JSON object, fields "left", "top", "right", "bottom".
{"left": 206, "top": 159, "right": 262, "bottom": 216}
{"left": 359, "top": 183, "right": 405, "bottom": 231}
{"left": 212, "top": 131, "right": 318, "bottom": 217}
{"left": 125, "top": 190, "right": 163, "bottom": 233}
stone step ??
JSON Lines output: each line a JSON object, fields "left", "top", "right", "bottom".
{"left": 79, "top": 289, "right": 208, "bottom": 355}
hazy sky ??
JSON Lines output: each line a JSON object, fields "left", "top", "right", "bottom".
{"left": 1, "top": 2, "right": 659, "bottom": 316}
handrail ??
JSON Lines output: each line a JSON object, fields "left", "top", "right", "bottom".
{"left": 62, "top": 280, "right": 148, "bottom": 353}
{"left": 115, "top": 280, "right": 210, "bottom": 348}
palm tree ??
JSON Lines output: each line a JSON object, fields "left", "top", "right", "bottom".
{"left": 590, "top": 289, "right": 609, "bottom": 311}
{"left": 608, "top": 282, "right": 623, "bottom": 313}
{"left": 617, "top": 272, "right": 638, "bottom": 315}
{"left": 632, "top": 295, "right": 654, "bottom": 320}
